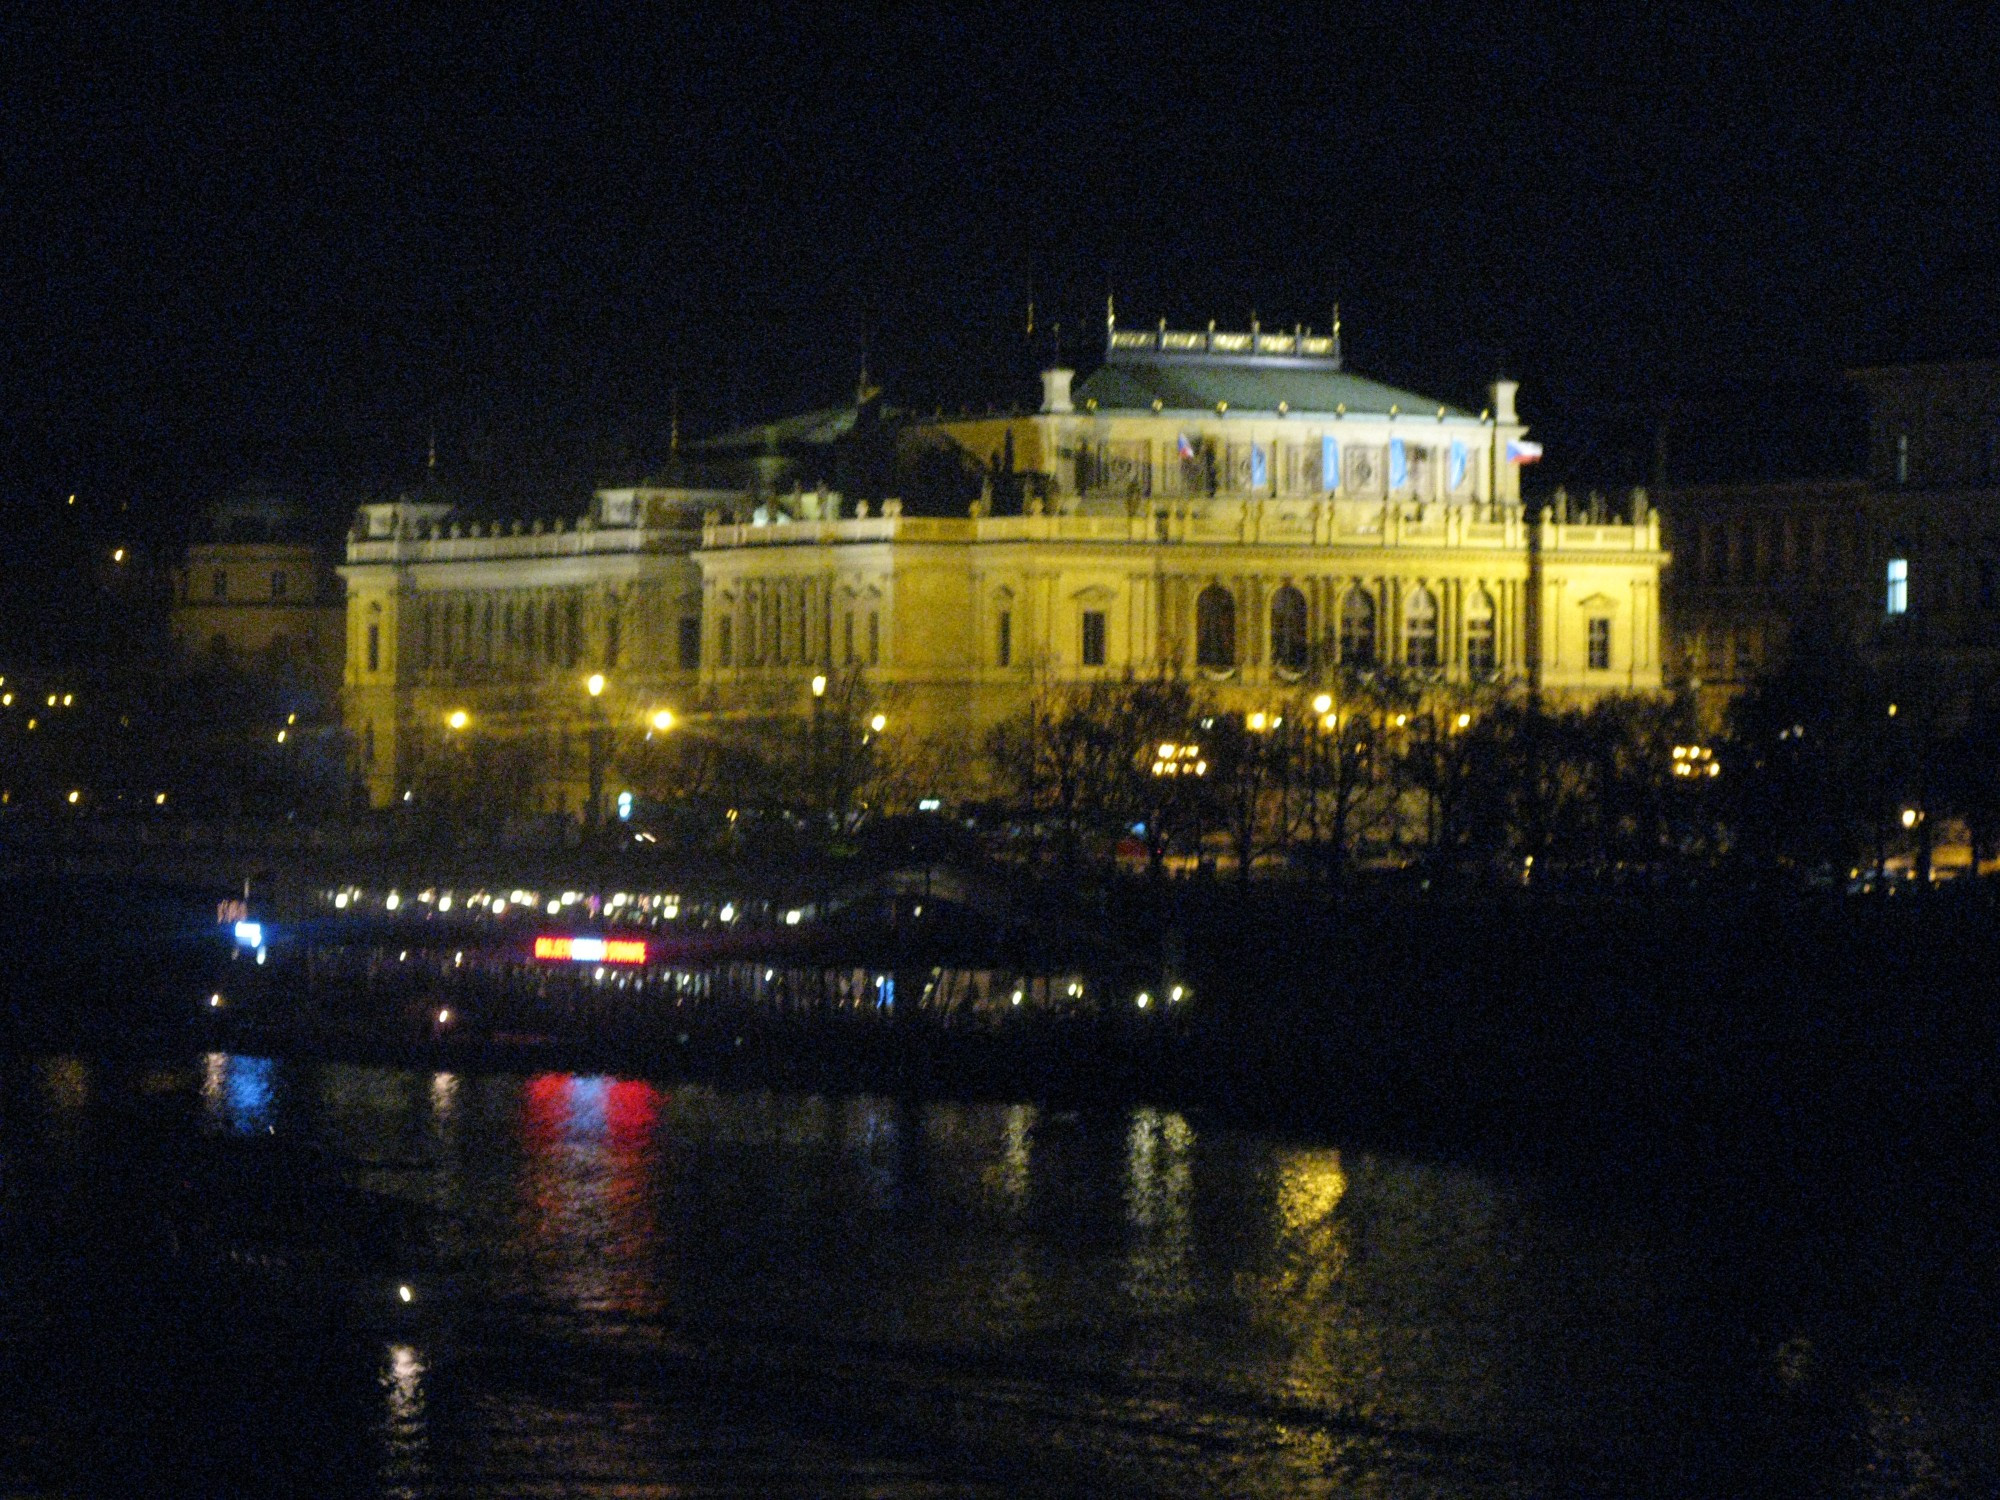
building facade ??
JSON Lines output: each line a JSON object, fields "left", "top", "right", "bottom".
{"left": 342, "top": 317, "right": 1669, "bottom": 812}
{"left": 1656, "top": 360, "right": 2000, "bottom": 726}
{"left": 698, "top": 320, "right": 1665, "bottom": 752}
{"left": 340, "top": 486, "right": 729, "bottom": 810}
{"left": 171, "top": 493, "right": 346, "bottom": 701}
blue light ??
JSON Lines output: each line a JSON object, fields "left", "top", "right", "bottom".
{"left": 233, "top": 920, "right": 263, "bottom": 949}
{"left": 617, "top": 790, "right": 634, "bottom": 821}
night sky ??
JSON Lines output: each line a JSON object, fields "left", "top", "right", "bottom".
{"left": 6, "top": 5, "right": 1999, "bottom": 539}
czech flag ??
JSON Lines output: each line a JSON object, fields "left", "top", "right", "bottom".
{"left": 1177, "top": 432, "right": 1196, "bottom": 460}
{"left": 1506, "top": 441, "right": 1544, "bottom": 465}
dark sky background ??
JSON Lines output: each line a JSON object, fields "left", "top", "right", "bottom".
{"left": 5, "top": 4, "right": 2000, "bottom": 543}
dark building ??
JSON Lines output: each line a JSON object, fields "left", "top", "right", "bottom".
{"left": 1654, "top": 359, "right": 2000, "bottom": 727}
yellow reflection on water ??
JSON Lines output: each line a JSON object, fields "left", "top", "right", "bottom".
{"left": 430, "top": 1070, "right": 459, "bottom": 1122}
{"left": 1123, "top": 1107, "right": 1194, "bottom": 1305}
{"left": 38, "top": 1055, "right": 88, "bottom": 1113}
{"left": 380, "top": 1342, "right": 428, "bottom": 1487}
{"left": 1276, "top": 1148, "right": 1347, "bottom": 1232}
{"left": 997, "top": 1103, "right": 1034, "bottom": 1207}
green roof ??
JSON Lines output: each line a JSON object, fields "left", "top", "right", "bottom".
{"left": 1076, "top": 357, "right": 1470, "bottom": 418}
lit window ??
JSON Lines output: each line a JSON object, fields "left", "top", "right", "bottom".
{"left": 1269, "top": 584, "right": 1308, "bottom": 673}
{"left": 1405, "top": 586, "right": 1439, "bottom": 670}
{"left": 1195, "top": 585, "right": 1236, "bottom": 669}
{"left": 1887, "top": 557, "right": 1909, "bottom": 616}
{"left": 1080, "top": 610, "right": 1107, "bottom": 666}
{"left": 1465, "top": 590, "right": 1497, "bottom": 678}
{"left": 1587, "top": 616, "right": 1611, "bottom": 670}
{"left": 1339, "top": 588, "right": 1376, "bottom": 667}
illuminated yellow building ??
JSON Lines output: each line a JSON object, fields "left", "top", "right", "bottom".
{"left": 340, "top": 485, "right": 729, "bottom": 811}
{"left": 342, "top": 314, "right": 1668, "bottom": 811}
{"left": 698, "top": 317, "right": 1666, "bottom": 750}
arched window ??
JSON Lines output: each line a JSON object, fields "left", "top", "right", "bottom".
{"left": 1339, "top": 587, "right": 1376, "bottom": 667}
{"left": 1269, "top": 584, "right": 1308, "bottom": 674}
{"left": 1465, "top": 588, "right": 1497, "bottom": 678}
{"left": 1196, "top": 584, "right": 1237, "bottom": 670}
{"left": 1405, "top": 586, "right": 1440, "bottom": 669}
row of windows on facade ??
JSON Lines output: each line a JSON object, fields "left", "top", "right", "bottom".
{"left": 207, "top": 568, "right": 295, "bottom": 601}
{"left": 1175, "top": 583, "right": 1527, "bottom": 675}
{"left": 1071, "top": 435, "right": 1478, "bottom": 499}
{"left": 1691, "top": 517, "right": 2000, "bottom": 608}
{"left": 405, "top": 596, "right": 701, "bottom": 677}
{"left": 714, "top": 608, "right": 880, "bottom": 670}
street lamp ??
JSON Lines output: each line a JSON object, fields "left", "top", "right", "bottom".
{"left": 446, "top": 709, "right": 470, "bottom": 731}
{"left": 811, "top": 674, "right": 827, "bottom": 698}
{"left": 870, "top": 713, "right": 886, "bottom": 733}
{"left": 651, "top": 708, "right": 675, "bottom": 732}
{"left": 587, "top": 673, "right": 606, "bottom": 699}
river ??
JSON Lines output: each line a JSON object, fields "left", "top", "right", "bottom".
{"left": 2, "top": 1048, "right": 1995, "bottom": 1496}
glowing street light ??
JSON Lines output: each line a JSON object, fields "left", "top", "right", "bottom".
{"left": 1902, "top": 807, "right": 1921, "bottom": 828}
{"left": 651, "top": 708, "right": 675, "bottom": 732}
{"left": 1312, "top": 693, "right": 1333, "bottom": 715}
{"left": 869, "top": 713, "right": 887, "bottom": 733}
{"left": 811, "top": 674, "right": 828, "bottom": 698}
{"left": 586, "top": 673, "right": 606, "bottom": 698}
{"left": 446, "top": 709, "right": 470, "bottom": 731}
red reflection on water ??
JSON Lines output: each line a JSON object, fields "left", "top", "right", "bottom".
{"left": 522, "top": 1072, "right": 571, "bottom": 1145}
{"left": 606, "top": 1078, "right": 660, "bottom": 1148}
{"left": 516, "top": 1072, "right": 665, "bottom": 1315}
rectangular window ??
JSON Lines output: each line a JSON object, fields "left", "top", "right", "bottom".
{"left": 271, "top": 570, "right": 287, "bottom": 599}
{"left": 213, "top": 569, "right": 228, "bottom": 600}
{"left": 366, "top": 622, "right": 380, "bottom": 673}
{"left": 996, "top": 609, "right": 1012, "bottom": 667}
{"left": 867, "top": 611, "right": 880, "bottom": 666}
{"left": 1587, "top": 616, "right": 1611, "bottom": 671}
{"left": 1080, "top": 610, "right": 1107, "bottom": 666}
{"left": 843, "top": 611, "right": 855, "bottom": 665}
{"left": 678, "top": 616, "right": 701, "bottom": 671}
{"left": 604, "top": 610, "right": 621, "bottom": 669}
{"left": 1887, "top": 557, "right": 1909, "bottom": 616}
{"left": 717, "top": 615, "right": 734, "bottom": 667}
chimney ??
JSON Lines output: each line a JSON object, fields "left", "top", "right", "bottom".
{"left": 1040, "top": 368, "right": 1075, "bottom": 414}
{"left": 1490, "top": 379, "right": 1520, "bottom": 424}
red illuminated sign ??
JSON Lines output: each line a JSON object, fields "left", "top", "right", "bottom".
{"left": 534, "top": 935, "right": 647, "bottom": 964}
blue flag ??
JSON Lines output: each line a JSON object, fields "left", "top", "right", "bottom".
{"left": 1389, "top": 438, "right": 1408, "bottom": 490}
{"left": 1322, "top": 435, "right": 1340, "bottom": 493}
{"left": 1449, "top": 441, "right": 1469, "bottom": 490}
{"left": 1250, "top": 444, "right": 1268, "bottom": 490}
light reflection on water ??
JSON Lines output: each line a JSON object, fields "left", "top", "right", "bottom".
{"left": 17, "top": 1051, "right": 1999, "bottom": 1497}
{"left": 200, "top": 1050, "right": 274, "bottom": 1134}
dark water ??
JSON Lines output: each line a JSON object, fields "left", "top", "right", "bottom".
{"left": 3, "top": 1049, "right": 1997, "bottom": 1497}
